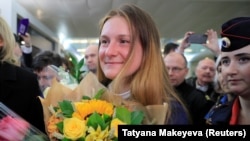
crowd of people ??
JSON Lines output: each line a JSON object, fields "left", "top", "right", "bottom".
{"left": 0, "top": 3, "right": 249, "bottom": 139}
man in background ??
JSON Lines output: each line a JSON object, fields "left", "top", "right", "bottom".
{"left": 163, "top": 42, "right": 179, "bottom": 57}
{"left": 84, "top": 44, "right": 98, "bottom": 75}
{"left": 164, "top": 52, "right": 214, "bottom": 124}
{"left": 186, "top": 57, "right": 219, "bottom": 102}
{"left": 32, "top": 50, "right": 63, "bottom": 93}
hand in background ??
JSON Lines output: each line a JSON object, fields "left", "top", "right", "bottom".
{"left": 19, "top": 33, "right": 32, "bottom": 47}
{"left": 176, "top": 31, "right": 193, "bottom": 54}
{"left": 203, "top": 29, "right": 220, "bottom": 56}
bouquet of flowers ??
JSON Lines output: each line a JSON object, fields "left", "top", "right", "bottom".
{"left": 39, "top": 72, "right": 169, "bottom": 140}
{"left": 47, "top": 89, "right": 144, "bottom": 141}
{"left": 0, "top": 102, "right": 49, "bottom": 141}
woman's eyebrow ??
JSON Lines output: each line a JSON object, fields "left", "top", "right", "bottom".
{"left": 235, "top": 53, "right": 250, "bottom": 57}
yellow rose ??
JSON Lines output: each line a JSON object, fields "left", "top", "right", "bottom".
{"left": 63, "top": 117, "right": 87, "bottom": 140}
{"left": 110, "top": 118, "right": 126, "bottom": 137}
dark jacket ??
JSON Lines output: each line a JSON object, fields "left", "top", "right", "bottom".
{"left": 175, "top": 80, "right": 214, "bottom": 124}
{"left": 21, "top": 52, "right": 33, "bottom": 68}
{"left": 186, "top": 76, "right": 220, "bottom": 102}
{"left": 168, "top": 100, "right": 191, "bottom": 125}
{"left": 0, "top": 62, "right": 46, "bottom": 134}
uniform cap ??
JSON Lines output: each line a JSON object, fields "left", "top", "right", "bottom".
{"left": 220, "top": 17, "right": 250, "bottom": 52}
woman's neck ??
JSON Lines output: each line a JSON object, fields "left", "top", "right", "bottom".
{"left": 108, "top": 81, "right": 130, "bottom": 93}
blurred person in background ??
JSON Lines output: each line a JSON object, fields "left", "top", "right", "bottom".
{"left": 13, "top": 33, "right": 33, "bottom": 68}
{"left": 186, "top": 57, "right": 219, "bottom": 102}
{"left": 173, "top": 30, "right": 219, "bottom": 102}
{"left": 164, "top": 52, "right": 214, "bottom": 124}
{"left": 32, "top": 50, "right": 63, "bottom": 93}
{"left": 84, "top": 44, "right": 98, "bottom": 75}
{"left": 205, "top": 55, "right": 235, "bottom": 124}
{"left": 0, "top": 16, "right": 46, "bottom": 133}
{"left": 163, "top": 42, "right": 178, "bottom": 57}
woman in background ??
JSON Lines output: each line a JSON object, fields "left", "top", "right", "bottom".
{"left": 0, "top": 16, "right": 46, "bottom": 133}
{"left": 205, "top": 55, "right": 235, "bottom": 124}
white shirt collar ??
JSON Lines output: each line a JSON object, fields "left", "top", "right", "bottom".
{"left": 196, "top": 81, "right": 208, "bottom": 92}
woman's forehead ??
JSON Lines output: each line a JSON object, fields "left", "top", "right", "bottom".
{"left": 221, "top": 45, "right": 250, "bottom": 58}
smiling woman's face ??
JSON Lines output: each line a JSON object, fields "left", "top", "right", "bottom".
{"left": 99, "top": 16, "right": 143, "bottom": 80}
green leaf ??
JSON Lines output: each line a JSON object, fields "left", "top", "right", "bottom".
{"left": 56, "top": 121, "right": 64, "bottom": 133}
{"left": 62, "top": 138, "right": 71, "bottom": 141}
{"left": 113, "top": 137, "right": 118, "bottom": 141}
{"left": 103, "top": 114, "right": 112, "bottom": 129}
{"left": 93, "top": 89, "right": 105, "bottom": 99}
{"left": 68, "top": 52, "right": 78, "bottom": 66}
{"left": 103, "top": 114, "right": 112, "bottom": 123}
{"left": 115, "top": 107, "right": 131, "bottom": 124}
{"left": 77, "top": 137, "right": 85, "bottom": 141}
{"left": 67, "top": 52, "right": 85, "bottom": 83}
{"left": 82, "top": 95, "right": 91, "bottom": 100}
{"left": 58, "top": 100, "right": 74, "bottom": 118}
{"left": 131, "top": 111, "right": 144, "bottom": 124}
{"left": 87, "top": 112, "right": 107, "bottom": 130}
{"left": 53, "top": 106, "right": 60, "bottom": 112}
{"left": 77, "top": 58, "right": 84, "bottom": 69}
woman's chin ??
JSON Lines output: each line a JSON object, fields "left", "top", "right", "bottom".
{"left": 104, "top": 72, "right": 118, "bottom": 80}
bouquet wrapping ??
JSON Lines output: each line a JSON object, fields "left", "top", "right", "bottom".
{"left": 39, "top": 72, "right": 168, "bottom": 140}
{"left": 0, "top": 102, "right": 49, "bottom": 141}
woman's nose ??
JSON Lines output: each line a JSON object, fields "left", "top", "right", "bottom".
{"left": 105, "top": 41, "right": 117, "bottom": 56}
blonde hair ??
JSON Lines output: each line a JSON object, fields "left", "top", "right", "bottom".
{"left": 0, "top": 16, "right": 18, "bottom": 65}
{"left": 97, "top": 4, "right": 189, "bottom": 123}
{"left": 213, "top": 55, "right": 230, "bottom": 93}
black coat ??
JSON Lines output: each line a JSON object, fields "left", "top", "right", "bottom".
{"left": 186, "top": 76, "right": 220, "bottom": 102}
{"left": 0, "top": 62, "right": 46, "bottom": 134}
{"left": 175, "top": 80, "right": 214, "bottom": 124}
{"left": 21, "top": 52, "right": 33, "bottom": 68}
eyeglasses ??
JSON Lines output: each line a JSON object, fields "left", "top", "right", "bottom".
{"left": 166, "top": 67, "right": 185, "bottom": 73}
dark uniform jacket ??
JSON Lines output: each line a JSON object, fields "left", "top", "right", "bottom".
{"left": 205, "top": 95, "right": 236, "bottom": 125}
{"left": 0, "top": 62, "right": 46, "bottom": 134}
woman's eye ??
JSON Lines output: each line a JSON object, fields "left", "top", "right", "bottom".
{"left": 239, "top": 57, "right": 250, "bottom": 64}
{"left": 101, "top": 40, "right": 107, "bottom": 44}
{"left": 120, "top": 39, "right": 129, "bottom": 44}
{"left": 100, "top": 39, "right": 108, "bottom": 45}
{"left": 221, "top": 59, "right": 230, "bottom": 66}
